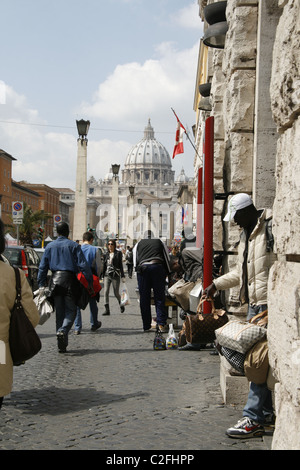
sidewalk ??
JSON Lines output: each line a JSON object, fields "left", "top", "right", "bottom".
{"left": 0, "top": 275, "right": 272, "bottom": 451}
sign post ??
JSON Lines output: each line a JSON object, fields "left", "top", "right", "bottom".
{"left": 12, "top": 201, "right": 23, "bottom": 245}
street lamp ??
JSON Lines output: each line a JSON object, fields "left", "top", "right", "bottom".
{"left": 76, "top": 119, "right": 90, "bottom": 139}
{"left": 73, "top": 119, "right": 90, "bottom": 242}
{"left": 111, "top": 164, "right": 120, "bottom": 178}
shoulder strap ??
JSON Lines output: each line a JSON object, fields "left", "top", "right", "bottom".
{"left": 13, "top": 267, "right": 22, "bottom": 304}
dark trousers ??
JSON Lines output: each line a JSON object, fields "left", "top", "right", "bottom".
{"left": 0, "top": 397, "right": 3, "bottom": 409}
{"left": 137, "top": 264, "right": 167, "bottom": 330}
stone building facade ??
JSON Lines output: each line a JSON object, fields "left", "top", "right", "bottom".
{"left": 87, "top": 120, "right": 192, "bottom": 244}
{"left": 195, "top": 0, "right": 299, "bottom": 449}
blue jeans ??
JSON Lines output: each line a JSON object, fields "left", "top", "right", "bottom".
{"left": 243, "top": 303, "right": 273, "bottom": 424}
{"left": 137, "top": 264, "right": 167, "bottom": 330}
{"left": 74, "top": 297, "right": 99, "bottom": 330}
{"left": 54, "top": 294, "right": 77, "bottom": 345}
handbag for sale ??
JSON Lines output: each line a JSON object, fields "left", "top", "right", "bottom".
{"left": 244, "top": 338, "right": 269, "bottom": 384}
{"left": 168, "top": 279, "right": 195, "bottom": 311}
{"left": 215, "top": 312, "right": 267, "bottom": 354}
{"left": 185, "top": 297, "right": 228, "bottom": 344}
{"left": 221, "top": 346, "right": 245, "bottom": 375}
{"left": 9, "top": 267, "right": 42, "bottom": 366}
{"left": 153, "top": 326, "right": 166, "bottom": 350}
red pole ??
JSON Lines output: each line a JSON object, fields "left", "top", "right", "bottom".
{"left": 203, "top": 116, "right": 214, "bottom": 314}
{"left": 196, "top": 167, "right": 203, "bottom": 249}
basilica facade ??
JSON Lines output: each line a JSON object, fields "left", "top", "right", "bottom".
{"left": 86, "top": 119, "right": 193, "bottom": 245}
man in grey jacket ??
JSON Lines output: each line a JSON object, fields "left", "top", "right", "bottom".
{"left": 205, "top": 194, "right": 276, "bottom": 439}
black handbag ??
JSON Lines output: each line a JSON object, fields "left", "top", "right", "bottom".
{"left": 9, "top": 267, "right": 42, "bottom": 366}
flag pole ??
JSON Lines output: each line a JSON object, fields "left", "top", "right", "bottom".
{"left": 171, "top": 108, "right": 202, "bottom": 159}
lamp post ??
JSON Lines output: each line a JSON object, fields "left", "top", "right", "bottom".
{"left": 128, "top": 185, "right": 135, "bottom": 242}
{"left": 111, "top": 164, "right": 120, "bottom": 238}
{"left": 73, "top": 119, "right": 90, "bottom": 242}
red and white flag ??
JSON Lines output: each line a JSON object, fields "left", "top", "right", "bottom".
{"left": 172, "top": 110, "right": 186, "bottom": 159}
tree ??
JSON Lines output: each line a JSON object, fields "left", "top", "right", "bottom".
{"left": 17, "top": 203, "right": 51, "bottom": 245}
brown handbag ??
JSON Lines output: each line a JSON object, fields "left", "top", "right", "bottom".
{"left": 185, "top": 297, "right": 228, "bottom": 344}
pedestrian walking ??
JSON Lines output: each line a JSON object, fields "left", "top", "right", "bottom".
{"left": 125, "top": 246, "right": 134, "bottom": 278}
{"left": 38, "top": 222, "right": 93, "bottom": 353}
{"left": 74, "top": 231, "right": 102, "bottom": 334}
{"left": 102, "top": 239, "right": 125, "bottom": 316}
{"left": 204, "top": 193, "right": 276, "bottom": 438}
{"left": 0, "top": 218, "right": 39, "bottom": 409}
{"left": 133, "top": 230, "right": 171, "bottom": 332}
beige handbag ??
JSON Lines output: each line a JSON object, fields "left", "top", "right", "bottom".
{"left": 244, "top": 338, "right": 269, "bottom": 384}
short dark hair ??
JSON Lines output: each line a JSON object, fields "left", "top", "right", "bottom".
{"left": 56, "top": 222, "right": 69, "bottom": 237}
{"left": 83, "top": 231, "right": 94, "bottom": 242}
{"left": 0, "top": 219, "right": 6, "bottom": 254}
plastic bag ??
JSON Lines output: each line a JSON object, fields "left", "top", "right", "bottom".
{"left": 166, "top": 324, "right": 178, "bottom": 349}
{"left": 33, "top": 289, "right": 54, "bottom": 325}
{"left": 120, "top": 283, "right": 130, "bottom": 306}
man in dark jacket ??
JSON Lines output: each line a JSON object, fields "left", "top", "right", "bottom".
{"left": 133, "top": 231, "right": 171, "bottom": 332}
{"left": 38, "top": 222, "right": 93, "bottom": 352}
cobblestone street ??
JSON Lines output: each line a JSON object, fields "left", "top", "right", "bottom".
{"left": 0, "top": 276, "right": 272, "bottom": 453}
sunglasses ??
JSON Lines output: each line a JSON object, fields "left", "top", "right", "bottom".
{"left": 108, "top": 242, "right": 114, "bottom": 245}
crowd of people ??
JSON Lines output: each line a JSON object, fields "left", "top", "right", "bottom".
{"left": 0, "top": 192, "right": 276, "bottom": 440}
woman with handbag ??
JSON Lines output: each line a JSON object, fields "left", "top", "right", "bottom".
{"left": 0, "top": 219, "right": 40, "bottom": 410}
{"left": 102, "top": 239, "right": 125, "bottom": 316}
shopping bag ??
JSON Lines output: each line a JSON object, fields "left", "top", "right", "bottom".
{"left": 166, "top": 324, "right": 178, "bottom": 349}
{"left": 168, "top": 278, "right": 195, "bottom": 311}
{"left": 189, "top": 281, "right": 202, "bottom": 313}
{"left": 33, "top": 289, "right": 54, "bottom": 325}
{"left": 120, "top": 283, "right": 130, "bottom": 306}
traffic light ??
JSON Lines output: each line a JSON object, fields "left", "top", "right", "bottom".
{"left": 37, "top": 226, "right": 44, "bottom": 240}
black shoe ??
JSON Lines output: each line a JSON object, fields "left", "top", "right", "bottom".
{"left": 102, "top": 312, "right": 110, "bottom": 316}
{"left": 91, "top": 321, "right": 102, "bottom": 331}
{"left": 178, "top": 343, "right": 202, "bottom": 351}
{"left": 120, "top": 305, "right": 125, "bottom": 313}
{"left": 57, "top": 331, "right": 67, "bottom": 353}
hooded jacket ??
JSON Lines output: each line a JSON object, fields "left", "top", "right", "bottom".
{"left": 213, "top": 209, "right": 276, "bottom": 306}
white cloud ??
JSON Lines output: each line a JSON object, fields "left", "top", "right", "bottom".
{"left": 171, "top": 2, "right": 202, "bottom": 30}
{"left": 0, "top": 38, "right": 198, "bottom": 190}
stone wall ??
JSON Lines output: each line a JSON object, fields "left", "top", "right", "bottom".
{"left": 268, "top": 0, "right": 300, "bottom": 450}
{"left": 197, "top": 0, "right": 300, "bottom": 449}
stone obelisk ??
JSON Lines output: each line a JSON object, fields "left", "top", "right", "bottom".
{"left": 73, "top": 120, "right": 90, "bottom": 242}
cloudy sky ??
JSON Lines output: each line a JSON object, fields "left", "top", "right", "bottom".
{"left": 0, "top": 0, "right": 203, "bottom": 189}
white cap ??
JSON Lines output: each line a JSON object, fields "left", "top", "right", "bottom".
{"left": 223, "top": 193, "right": 253, "bottom": 222}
